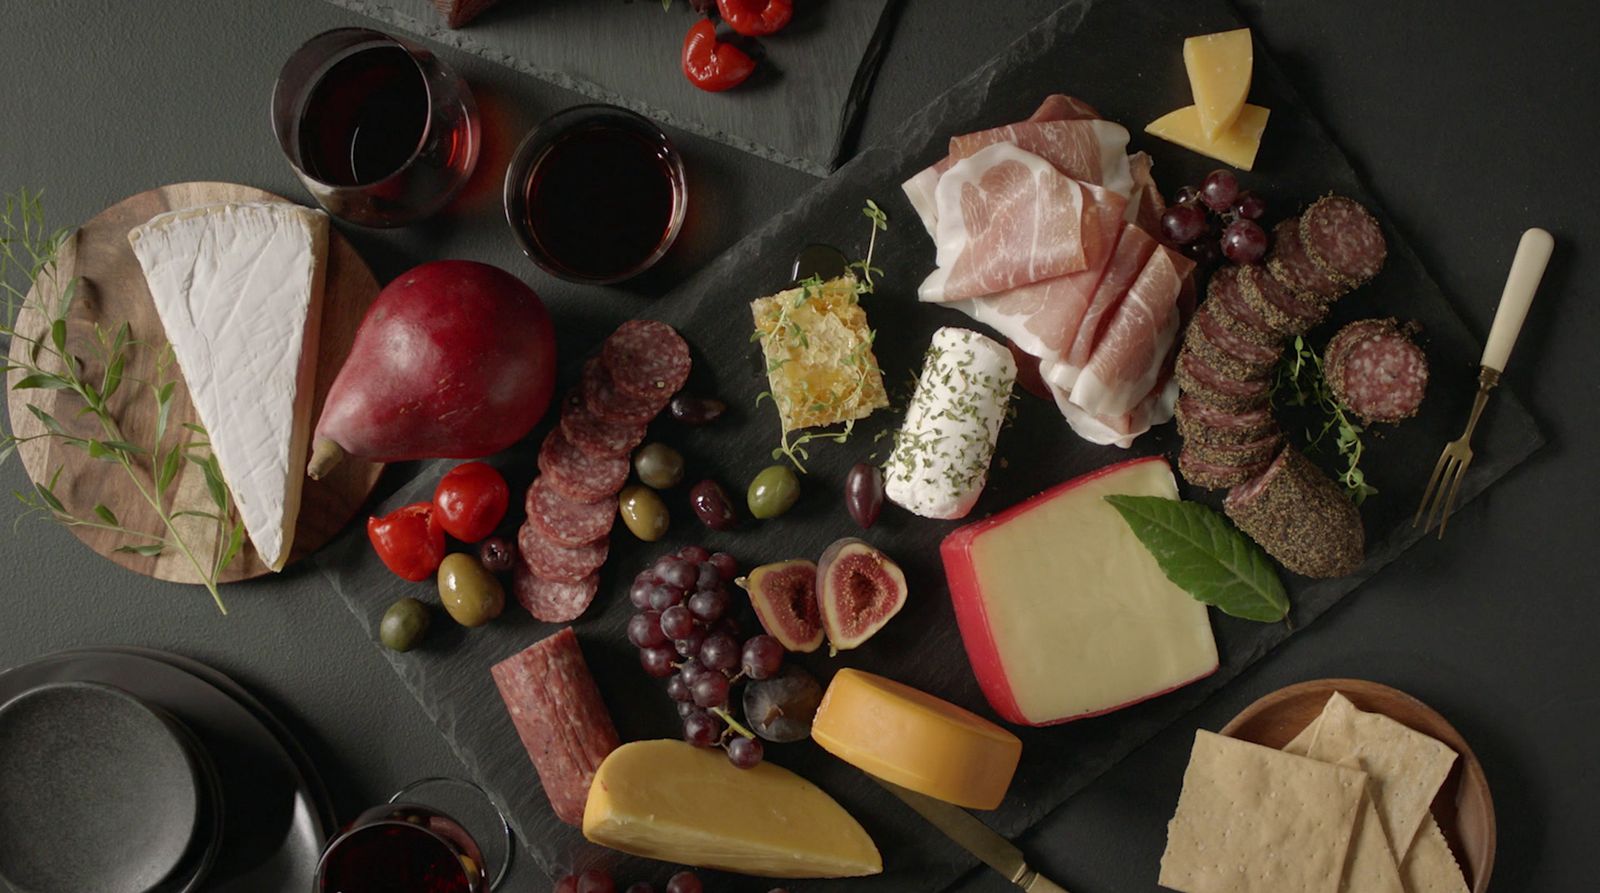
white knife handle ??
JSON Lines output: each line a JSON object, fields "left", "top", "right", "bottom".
{"left": 1023, "top": 873, "right": 1071, "bottom": 893}
{"left": 1481, "top": 227, "right": 1554, "bottom": 372}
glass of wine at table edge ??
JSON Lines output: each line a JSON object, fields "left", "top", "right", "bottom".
{"left": 316, "top": 777, "right": 512, "bottom": 893}
{"left": 273, "top": 27, "right": 480, "bottom": 228}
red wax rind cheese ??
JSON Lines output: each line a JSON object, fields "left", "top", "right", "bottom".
{"left": 490, "top": 627, "right": 620, "bottom": 826}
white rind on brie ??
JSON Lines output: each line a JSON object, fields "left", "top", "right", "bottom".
{"left": 128, "top": 202, "right": 328, "bottom": 572}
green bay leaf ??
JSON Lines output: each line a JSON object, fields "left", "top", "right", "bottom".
{"left": 1105, "top": 494, "right": 1289, "bottom": 623}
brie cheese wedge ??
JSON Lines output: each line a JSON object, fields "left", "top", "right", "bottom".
{"left": 128, "top": 202, "right": 328, "bottom": 571}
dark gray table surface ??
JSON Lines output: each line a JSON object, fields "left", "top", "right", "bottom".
{"left": 1, "top": 2, "right": 1595, "bottom": 891}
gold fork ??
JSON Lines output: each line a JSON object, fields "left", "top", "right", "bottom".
{"left": 1415, "top": 227, "right": 1553, "bottom": 538}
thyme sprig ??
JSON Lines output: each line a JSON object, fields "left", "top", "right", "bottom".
{"left": 1, "top": 189, "right": 242, "bottom": 612}
{"left": 1273, "top": 334, "right": 1377, "bottom": 505}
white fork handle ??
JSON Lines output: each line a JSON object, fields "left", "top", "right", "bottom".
{"left": 1481, "top": 228, "right": 1554, "bottom": 373}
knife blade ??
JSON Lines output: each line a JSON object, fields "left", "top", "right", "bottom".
{"left": 871, "top": 777, "right": 1071, "bottom": 893}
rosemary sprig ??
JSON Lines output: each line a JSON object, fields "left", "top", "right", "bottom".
{"left": 1273, "top": 334, "right": 1377, "bottom": 505}
{"left": 1, "top": 189, "right": 243, "bottom": 612}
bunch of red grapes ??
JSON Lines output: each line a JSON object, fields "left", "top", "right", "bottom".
{"left": 627, "top": 546, "right": 787, "bottom": 769}
{"left": 1160, "top": 169, "right": 1270, "bottom": 266}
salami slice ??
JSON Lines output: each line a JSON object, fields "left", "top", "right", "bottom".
{"left": 560, "top": 395, "right": 647, "bottom": 459}
{"left": 582, "top": 357, "right": 668, "bottom": 425}
{"left": 1179, "top": 443, "right": 1274, "bottom": 490}
{"left": 1266, "top": 218, "right": 1348, "bottom": 301}
{"left": 490, "top": 627, "right": 618, "bottom": 825}
{"left": 1300, "top": 195, "right": 1386, "bottom": 286}
{"left": 1175, "top": 394, "right": 1279, "bottom": 446}
{"left": 1185, "top": 308, "right": 1280, "bottom": 381}
{"left": 537, "top": 429, "right": 630, "bottom": 503}
{"left": 602, "top": 320, "right": 691, "bottom": 400}
{"left": 525, "top": 476, "right": 615, "bottom": 547}
{"left": 518, "top": 520, "right": 609, "bottom": 582}
{"left": 1187, "top": 430, "right": 1283, "bottom": 468}
{"left": 1324, "top": 318, "right": 1428, "bottom": 424}
{"left": 1207, "top": 265, "right": 1279, "bottom": 347}
{"left": 1237, "top": 263, "right": 1327, "bottom": 338}
{"left": 512, "top": 563, "right": 602, "bottom": 624}
{"left": 1175, "top": 348, "right": 1272, "bottom": 412}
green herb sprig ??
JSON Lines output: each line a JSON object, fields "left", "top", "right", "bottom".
{"left": 1, "top": 189, "right": 242, "bottom": 612}
{"left": 1273, "top": 334, "right": 1377, "bottom": 505}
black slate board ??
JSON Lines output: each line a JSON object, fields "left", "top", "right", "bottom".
{"left": 318, "top": 0, "right": 1544, "bottom": 888}
{"left": 317, "top": 0, "right": 897, "bottom": 175}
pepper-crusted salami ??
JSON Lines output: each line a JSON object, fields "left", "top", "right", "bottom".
{"left": 1237, "top": 263, "right": 1327, "bottom": 337}
{"left": 560, "top": 396, "right": 647, "bottom": 459}
{"left": 1266, "top": 219, "right": 1348, "bottom": 301}
{"left": 1174, "top": 349, "right": 1272, "bottom": 412}
{"left": 1208, "top": 265, "right": 1280, "bottom": 347}
{"left": 490, "top": 628, "right": 619, "bottom": 825}
{"left": 1225, "top": 445, "right": 1365, "bottom": 578}
{"left": 1324, "top": 318, "right": 1428, "bottom": 424}
{"left": 1175, "top": 395, "right": 1280, "bottom": 446}
{"left": 1184, "top": 309, "right": 1280, "bottom": 381}
{"left": 525, "top": 476, "right": 615, "bottom": 547}
{"left": 1300, "top": 195, "right": 1387, "bottom": 286}
{"left": 1179, "top": 444, "right": 1275, "bottom": 490}
{"left": 518, "top": 520, "right": 609, "bottom": 582}
{"left": 513, "top": 563, "right": 601, "bottom": 623}
{"left": 537, "top": 429, "right": 630, "bottom": 503}
{"left": 581, "top": 357, "right": 668, "bottom": 425}
{"left": 603, "top": 320, "right": 691, "bottom": 400}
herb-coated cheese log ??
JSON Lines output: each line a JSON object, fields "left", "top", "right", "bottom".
{"left": 884, "top": 327, "right": 1016, "bottom": 520}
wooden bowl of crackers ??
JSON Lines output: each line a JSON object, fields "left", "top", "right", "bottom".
{"left": 1221, "top": 678, "right": 1495, "bottom": 893}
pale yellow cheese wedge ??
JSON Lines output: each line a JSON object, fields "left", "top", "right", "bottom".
{"left": 1145, "top": 104, "right": 1271, "bottom": 171}
{"left": 583, "top": 740, "right": 881, "bottom": 879}
{"left": 1184, "top": 28, "right": 1254, "bottom": 140}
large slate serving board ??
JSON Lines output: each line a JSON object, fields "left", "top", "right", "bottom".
{"left": 318, "top": 0, "right": 1543, "bottom": 888}
{"left": 317, "top": 0, "right": 897, "bottom": 175}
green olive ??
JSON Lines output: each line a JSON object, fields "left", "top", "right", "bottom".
{"left": 747, "top": 464, "right": 801, "bottom": 520}
{"left": 437, "top": 553, "right": 504, "bottom": 628}
{"left": 634, "top": 442, "right": 685, "bottom": 490}
{"left": 379, "top": 597, "right": 432, "bottom": 652}
{"left": 619, "top": 484, "right": 670, "bottom": 542}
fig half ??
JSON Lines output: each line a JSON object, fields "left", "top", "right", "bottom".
{"left": 738, "top": 560, "right": 824, "bottom": 653}
{"left": 816, "top": 538, "right": 907, "bottom": 651}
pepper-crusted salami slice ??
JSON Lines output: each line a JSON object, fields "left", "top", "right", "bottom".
{"left": 1175, "top": 348, "right": 1272, "bottom": 412}
{"left": 1324, "top": 318, "right": 1428, "bottom": 424}
{"left": 1185, "top": 309, "right": 1280, "bottom": 381}
{"left": 1266, "top": 218, "right": 1348, "bottom": 302}
{"left": 1175, "top": 394, "right": 1280, "bottom": 446}
{"left": 512, "top": 563, "right": 602, "bottom": 624}
{"left": 1188, "top": 430, "right": 1283, "bottom": 468}
{"left": 1179, "top": 444, "right": 1274, "bottom": 490}
{"left": 1225, "top": 445, "right": 1365, "bottom": 578}
{"left": 603, "top": 320, "right": 691, "bottom": 400}
{"left": 490, "top": 628, "right": 618, "bottom": 825}
{"left": 560, "top": 396, "right": 647, "bottom": 459}
{"left": 537, "top": 429, "right": 630, "bottom": 503}
{"left": 1208, "top": 265, "right": 1280, "bottom": 347}
{"left": 1237, "top": 263, "right": 1328, "bottom": 338}
{"left": 525, "top": 476, "right": 615, "bottom": 547}
{"left": 1300, "top": 195, "right": 1387, "bottom": 286}
{"left": 582, "top": 357, "right": 668, "bottom": 425}
{"left": 518, "top": 520, "right": 609, "bottom": 582}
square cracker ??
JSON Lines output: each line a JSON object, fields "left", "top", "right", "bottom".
{"left": 1307, "top": 692, "right": 1458, "bottom": 860}
{"left": 1160, "top": 730, "right": 1366, "bottom": 893}
{"left": 1283, "top": 712, "right": 1326, "bottom": 757}
{"left": 1335, "top": 764, "right": 1405, "bottom": 893}
{"left": 1401, "top": 814, "right": 1471, "bottom": 893}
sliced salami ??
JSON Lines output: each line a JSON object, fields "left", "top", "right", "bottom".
{"left": 1175, "top": 348, "right": 1272, "bottom": 412}
{"left": 525, "top": 475, "right": 615, "bottom": 547}
{"left": 1185, "top": 308, "right": 1280, "bottom": 381}
{"left": 582, "top": 357, "right": 668, "bottom": 425}
{"left": 1175, "top": 394, "right": 1280, "bottom": 446}
{"left": 1187, "top": 430, "right": 1283, "bottom": 468}
{"left": 512, "top": 563, "right": 602, "bottom": 624}
{"left": 1224, "top": 445, "right": 1364, "bottom": 578}
{"left": 518, "top": 520, "right": 609, "bottom": 582}
{"left": 1324, "top": 318, "right": 1428, "bottom": 424}
{"left": 1266, "top": 218, "right": 1348, "bottom": 302}
{"left": 1300, "top": 195, "right": 1386, "bottom": 286}
{"left": 602, "top": 320, "right": 691, "bottom": 401}
{"left": 1179, "top": 444, "right": 1274, "bottom": 490}
{"left": 1208, "top": 265, "right": 1280, "bottom": 347}
{"left": 560, "top": 395, "right": 647, "bottom": 459}
{"left": 1237, "top": 263, "right": 1327, "bottom": 338}
{"left": 537, "top": 429, "right": 630, "bottom": 503}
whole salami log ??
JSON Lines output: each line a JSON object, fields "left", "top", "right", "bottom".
{"left": 513, "top": 562, "right": 600, "bottom": 622}
{"left": 1300, "top": 195, "right": 1387, "bottom": 286}
{"left": 602, "top": 320, "right": 692, "bottom": 400}
{"left": 1224, "top": 445, "right": 1365, "bottom": 578}
{"left": 490, "top": 627, "right": 619, "bottom": 826}
{"left": 1324, "top": 318, "right": 1428, "bottom": 424}
{"left": 1266, "top": 219, "right": 1348, "bottom": 302}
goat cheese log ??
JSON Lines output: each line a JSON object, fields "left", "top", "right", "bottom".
{"left": 885, "top": 327, "right": 1017, "bottom": 520}
{"left": 1224, "top": 446, "right": 1365, "bottom": 578}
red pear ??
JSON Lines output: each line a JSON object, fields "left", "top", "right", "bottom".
{"left": 308, "top": 260, "right": 556, "bottom": 478}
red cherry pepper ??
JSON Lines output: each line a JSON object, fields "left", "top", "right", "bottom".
{"left": 432, "top": 461, "right": 510, "bottom": 543}
{"left": 716, "top": 0, "right": 793, "bottom": 37}
{"left": 682, "top": 19, "right": 755, "bottom": 93}
{"left": 367, "top": 502, "right": 446, "bottom": 582}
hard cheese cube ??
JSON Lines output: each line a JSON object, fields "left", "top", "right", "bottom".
{"left": 940, "top": 456, "right": 1219, "bottom": 726}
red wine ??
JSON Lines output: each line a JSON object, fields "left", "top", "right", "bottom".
{"left": 298, "top": 45, "right": 429, "bottom": 186}
{"left": 318, "top": 823, "right": 473, "bottom": 893}
{"left": 521, "top": 124, "right": 678, "bottom": 281}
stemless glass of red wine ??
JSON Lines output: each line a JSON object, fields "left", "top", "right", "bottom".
{"left": 315, "top": 778, "right": 511, "bottom": 893}
{"left": 503, "top": 104, "right": 688, "bottom": 284}
{"left": 272, "top": 27, "right": 480, "bottom": 228}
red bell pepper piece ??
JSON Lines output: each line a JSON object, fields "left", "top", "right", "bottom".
{"left": 717, "top": 0, "right": 794, "bottom": 37}
{"left": 367, "top": 502, "right": 446, "bottom": 582}
{"left": 681, "top": 18, "right": 755, "bottom": 92}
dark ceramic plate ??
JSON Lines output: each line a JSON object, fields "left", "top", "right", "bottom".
{"left": 0, "top": 649, "right": 335, "bottom": 893}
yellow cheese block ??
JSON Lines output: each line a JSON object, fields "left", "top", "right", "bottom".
{"left": 1145, "top": 104, "right": 1270, "bottom": 171}
{"left": 1183, "top": 28, "right": 1253, "bottom": 141}
{"left": 811, "top": 668, "right": 1021, "bottom": 810}
{"left": 582, "top": 740, "right": 881, "bottom": 879}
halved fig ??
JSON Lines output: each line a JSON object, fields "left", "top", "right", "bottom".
{"left": 816, "top": 538, "right": 907, "bottom": 651}
{"left": 743, "top": 665, "right": 825, "bottom": 743}
{"left": 738, "top": 560, "right": 824, "bottom": 653}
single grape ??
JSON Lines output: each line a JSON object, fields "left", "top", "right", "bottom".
{"left": 691, "top": 673, "right": 731, "bottom": 708}
{"left": 625, "top": 884, "right": 656, "bottom": 893}
{"left": 1173, "top": 184, "right": 1201, "bottom": 206}
{"left": 677, "top": 700, "right": 698, "bottom": 718}
{"left": 628, "top": 576, "right": 655, "bottom": 609}
{"left": 687, "top": 588, "right": 729, "bottom": 624}
{"left": 1221, "top": 219, "right": 1269, "bottom": 264}
{"left": 555, "top": 875, "right": 579, "bottom": 893}
{"left": 639, "top": 645, "right": 677, "bottom": 679}
{"left": 1200, "top": 169, "right": 1239, "bottom": 211}
{"left": 660, "top": 604, "right": 696, "bottom": 640}
{"left": 726, "top": 735, "right": 764, "bottom": 769}
{"left": 1233, "top": 190, "right": 1266, "bottom": 221}
{"left": 677, "top": 545, "right": 711, "bottom": 564}
{"left": 694, "top": 562, "right": 720, "bottom": 592}
{"left": 664, "top": 872, "right": 703, "bottom": 893}
{"left": 678, "top": 658, "right": 709, "bottom": 686}
{"left": 674, "top": 628, "right": 707, "bottom": 660}
{"left": 708, "top": 552, "right": 738, "bottom": 581}
{"left": 627, "top": 612, "right": 667, "bottom": 649}
{"left": 741, "top": 635, "right": 785, "bottom": 680}
{"left": 576, "top": 869, "right": 616, "bottom": 893}
{"left": 1159, "top": 203, "right": 1208, "bottom": 245}
{"left": 683, "top": 709, "right": 725, "bottom": 747}
{"left": 647, "top": 584, "right": 685, "bottom": 612}
{"left": 699, "top": 633, "right": 740, "bottom": 672}
{"left": 655, "top": 556, "right": 697, "bottom": 590}
{"left": 666, "top": 673, "right": 692, "bottom": 702}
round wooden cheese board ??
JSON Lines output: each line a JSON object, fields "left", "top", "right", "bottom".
{"left": 4, "top": 182, "right": 384, "bottom": 586}
{"left": 1221, "top": 678, "right": 1495, "bottom": 893}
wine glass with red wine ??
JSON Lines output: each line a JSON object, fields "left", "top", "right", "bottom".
{"left": 315, "top": 778, "right": 511, "bottom": 893}
{"left": 272, "top": 28, "right": 479, "bottom": 228}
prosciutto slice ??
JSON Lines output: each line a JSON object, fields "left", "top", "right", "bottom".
{"left": 1069, "top": 245, "right": 1194, "bottom": 416}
